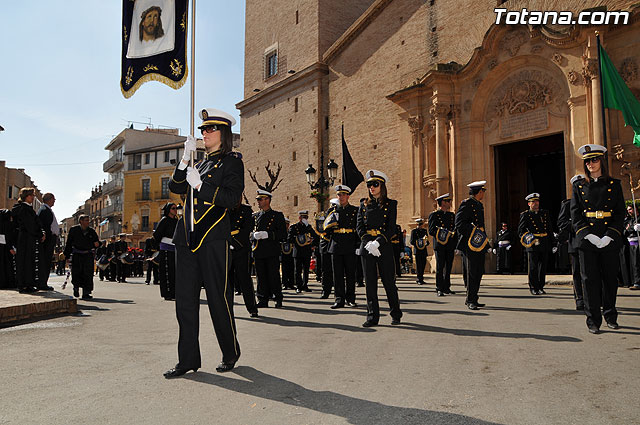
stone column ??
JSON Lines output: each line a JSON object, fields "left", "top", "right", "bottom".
{"left": 408, "top": 115, "right": 424, "bottom": 218}
{"left": 430, "top": 103, "right": 450, "bottom": 196}
{"left": 583, "top": 35, "right": 604, "bottom": 146}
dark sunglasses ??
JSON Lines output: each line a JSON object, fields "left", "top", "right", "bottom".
{"left": 201, "top": 125, "right": 220, "bottom": 134}
{"left": 584, "top": 157, "right": 601, "bottom": 164}
{"left": 366, "top": 181, "right": 380, "bottom": 188}
{"left": 170, "top": 207, "right": 177, "bottom": 210}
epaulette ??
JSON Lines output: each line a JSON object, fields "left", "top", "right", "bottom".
{"left": 228, "top": 151, "right": 243, "bottom": 159}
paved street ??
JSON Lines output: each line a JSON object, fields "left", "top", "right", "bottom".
{"left": 1, "top": 272, "right": 639, "bottom": 425}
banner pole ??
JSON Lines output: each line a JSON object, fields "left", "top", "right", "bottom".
{"left": 189, "top": 0, "right": 196, "bottom": 232}
{"left": 595, "top": 31, "right": 609, "bottom": 150}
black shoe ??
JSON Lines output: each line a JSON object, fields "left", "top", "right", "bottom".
{"left": 391, "top": 318, "right": 401, "bottom": 325}
{"left": 38, "top": 285, "right": 54, "bottom": 291}
{"left": 82, "top": 294, "right": 93, "bottom": 300}
{"left": 19, "top": 287, "right": 37, "bottom": 294}
{"left": 467, "top": 303, "right": 478, "bottom": 310}
{"left": 530, "top": 289, "right": 538, "bottom": 295}
{"left": 216, "top": 360, "right": 237, "bottom": 373}
{"left": 436, "top": 290, "right": 444, "bottom": 297}
{"left": 73, "top": 288, "right": 80, "bottom": 298}
{"left": 320, "top": 293, "right": 330, "bottom": 299}
{"left": 275, "top": 300, "right": 283, "bottom": 309}
{"left": 295, "top": 289, "right": 302, "bottom": 294}
{"left": 345, "top": 301, "right": 358, "bottom": 307}
{"left": 476, "top": 303, "right": 485, "bottom": 307}
{"left": 538, "top": 288, "right": 547, "bottom": 295}
{"left": 416, "top": 280, "right": 424, "bottom": 285}
{"left": 303, "top": 287, "right": 312, "bottom": 292}
{"left": 235, "top": 290, "right": 241, "bottom": 295}
{"left": 330, "top": 302, "right": 344, "bottom": 309}
{"left": 588, "top": 326, "right": 600, "bottom": 334}
{"left": 606, "top": 321, "right": 619, "bottom": 330}
{"left": 145, "top": 281, "right": 150, "bottom": 285}
{"left": 250, "top": 312, "right": 259, "bottom": 318}
{"left": 576, "top": 305, "right": 584, "bottom": 311}
{"left": 164, "top": 366, "right": 197, "bottom": 379}
{"left": 445, "top": 290, "right": 456, "bottom": 295}
{"left": 256, "top": 301, "right": 269, "bottom": 308}
{"left": 362, "top": 320, "right": 378, "bottom": 328}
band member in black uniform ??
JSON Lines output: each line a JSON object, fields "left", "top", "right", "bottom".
{"left": 153, "top": 203, "right": 178, "bottom": 300}
{"left": 357, "top": 170, "right": 402, "bottom": 327}
{"left": 619, "top": 205, "right": 634, "bottom": 288}
{"left": 571, "top": 144, "right": 625, "bottom": 334}
{"left": 518, "top": 193, "right": 554, "bottom": 295}
{"left": 252, "top": 190, "right": 287, "bottom": 308}
{"left": 325, "top": 185, "right": 359, "bottom": 309}
{"left": 36, "top": 193, "right": 58, "bottom": 290}
{"left": 229, "top": 200, "right": 258, "bottom": 317}
{"left": 64, "top": 215, "right": 99, "bottom": 299}
{"left": 410, "top": 218, "right": 429, "bottom": 285}
{"left": 316, "top": 206, "right": 334, "bottom": 299}
{"left": 144, "top": 237, "right": 159, "bottom": 285}
{"left": 624, "top": 204, "right": 640, "bottom": 288}
{"left": 11, "top": 188, "right": 44, "bottom": 294}
{"left": 455, "top": 181, "right": 489, "bottom": 310}
{"left": 280, "top": 218, "right": 295, "bottom": 290}
{"left": 429, "top": 193, "right": 457, "bottom": 296}
{"left": 115, "top": 233, "right": 128, "bottom": 282}
{"left": 493, "top": 223, "right": 513, "bottom": 274}
{"left": 0, "top": 209, "right": 17, "bottom": 289}
{"left": 557, "top": 175, "right": 584, "bottom": 310}
{"left": 391, "top": 224, "right": 403, "bottom": 277}
{"left": 95, "top": 240, "right": 109, "bottom": 281}
{"left": 106, "top": 235, "right": 117, "bottom": 281}
{"left": 289, "top": 210, "right": 317, "bottom": 293}
{"left": 164, "top": 108, "right": 243, "bottom": 378}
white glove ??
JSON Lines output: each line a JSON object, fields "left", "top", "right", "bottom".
{"left": 599, "top": 236, "right": 613, "bottom": 249}
{"left": 301, "top": 219, "right": 309, "bottom": 226}
{"left": 365, "top": 240, "right": 381, "bottom": 257}
{"left": 492, "top": 249, "right": 497, "bottom": 254}
{"left": 585, "top": 234, "right": 602, "bottom": 248}
{"left": 230, "top": 245, "right": 235, "bottom": 250}
{"left": 182, "top": 135, "right": 197, "bottom": 160}
{"left": 634, "top": 224, "right": 640, "bottom": 232}
{"left": 506, "top": 245, "right": 511, "bottom": 251}
{"left": 552, "top": 247, "right": 558, "bottom": 254}
{"left": 186, "top": 167, "right": 202, "bottom": 190}
{"left": 254, "top": 231, "right": 268, "bottom": 240}
{"left": 355, "top": 248, "right": 361, "bottom": 255}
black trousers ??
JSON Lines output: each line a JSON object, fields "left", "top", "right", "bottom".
{"left": 0, "top": 248, "right": 16, "bottom": 288}
{"left": 281, "top": 254, "right": 294, "bottom": 288}
{"left": 630, "top": 244, "right": 640, "bottom": 285}
{"left": 159, "top": 250, "right": 175, "bottom": 299}
{"left": 38, "top": 236, "right": 55, "bottom": 288}
{"left": 230, "top": 248, "right": 257, "bottom": 314}
{"left": 175, "top": 241, "right": 240, "bottom": 368}
{"left": 294, "top": 256, "right": 311, "bottom": 289}
{"left": 321, "top": 251, "right": 334, "bottom": 296}
{"left": 146, "top": 262, "right": 158, "bottom": 283}
{"left": 570, "top": 253, "right": 583, "bottom": 309}
{"left": 415, "top": 252, "right": 427, "bottom": 283}
{"left": 435, "top": 249, "right": 454, "bottom": 292}
{"left": 108, "top": 261, "right": 117, "bottom": 281}
{"left": 496, "top": 246, "right": 512, "bottom": 273}
{"left": 71, "top": 253, "right": 94, "bottom": 294}
{"left": 462, "top": 250, "right": 484, "bottom": 304}
{"left": 618, "top": 244, "right": 632, "bottom": 286}
{"left": 527, "top": 249, "right": 549, "bottom": 291}
{"left": 15, "top": 233, "right": 38, "bottom": 289}
{"left": 332, "top": 252, "right": 356, "bottom": 304}
{"left": 362, "top": 245, "right": 402, "bottom": 323}
{"left": 355, "top": 254, "right": 364, "bottom": 284}
{"left": 98, "top": 265, "right": 108, "bottom": 280}
{"left": 578, "top": 248, "right": 619, "bottom": 329}
{"left": 117, "top": 261, "right": 127, "bottom": 282}
{"left": 392, "top": 244, "right": 402, "bottom": 276}
{"left": 255, "top": 256, "right": 282, "bottom": 303}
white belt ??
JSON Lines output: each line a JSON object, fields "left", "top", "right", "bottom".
{"left": 628, "top": 237, "right": 638, "bottom": 242}
{"left": 161, "top": 237, "right": 174, "bottom": 245}
{"left": 0, "top": 234, "right": 5, "bottom": 245}
{"left": 498, "top": 241, "right": 511, "bottom": 247}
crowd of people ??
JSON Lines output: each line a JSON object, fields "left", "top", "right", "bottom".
{"left": 1, "top": 107, "right": 637, "bottom": 377}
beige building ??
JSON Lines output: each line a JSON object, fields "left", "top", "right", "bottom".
{"left": 0, "top": 160, "right": 42, "bottom": 211}
{"left": 238, "top": 0, "right": 640, "bottom": 270}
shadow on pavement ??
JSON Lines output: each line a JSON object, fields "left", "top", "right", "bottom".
{"left": 396, "top": 322, "right": 582, "bottom": 343}
{"left": 236, "top": 315, "right": 375, "bottom": 333}
{"left": 87, "top": 298, "right": 135, "bottom": 304}
{"left": 185, "top": 367, "right": 503, "bottom": 425}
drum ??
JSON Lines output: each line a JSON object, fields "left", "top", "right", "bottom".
{"left": 147, "top": 251, "right": 160, "bottom": 265}
{"left": 97, "top": 255, "right": 110, "bottom": 271}
{"left": 119, "top": 252, "right": 134, "bottom": 265}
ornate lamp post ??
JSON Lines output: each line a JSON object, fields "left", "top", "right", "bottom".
{"left": 305, "top": 154, "right": 339, "bottom": 211}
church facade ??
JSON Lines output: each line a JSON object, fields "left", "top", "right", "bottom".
{"left": 237, "top": 0, "right": 640, "bottom": 271}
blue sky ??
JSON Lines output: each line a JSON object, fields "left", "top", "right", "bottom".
{"left": 0, "top": 0, "right": 245, "bottom": 219}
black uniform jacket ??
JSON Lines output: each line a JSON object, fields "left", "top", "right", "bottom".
{"left": 356, "top": 197, "right": 398, "bottom": 250}
{"left": 229, "top": 204, "right": 253, "bottom": 251}
{"left": 557, "top": 199, "right": 577, "bottom": 254}
{"left": 11, "top": 202, "right": 43, "bottom": 239}
{"left": 252, "top": 208, "right": 286, "bottom": 259}
{"left": 168, "top": 150, "right": 244, "bottom": 252}
{"left": 288, "top": 221, "right": 317, "bottom": 258}
{"left": 410, "top": 227, "right": 429, "bottom": 254}
{"left": 144, "top": 238, "right": 157, "bottom": 257}
{"left": 0, "top": 209, "right": 16, "bottom": 248}
{"left": 63, "top": 225, "right": 99, "bottom": 258}
{"left": 570, "top": 176, "right": 625, "bottom": 252}
{"left": 115, "top": 240, "right": 128, "bottom": 256}
{"left": 623, "top": 214, "right": 638, "bottom": 245}
{"left": 518, "top": 209, "right": 554, "bottom": 252}
{"left": 95, "top": 244, "right": 108, "bottom": 260}
{"left": 454, "top": 197, "right": 485, "bottom": 252}
{"left": 153, "top": 216, "right": 178, "bottom": 249}
{"left": 37, "top": 205, "right": 55, "bottom": 242}
{"left": 428, "top": 209, "right": 456, "bottom": 251}
{"left": 326, "top": 203, "right": 359, "bottom": 255}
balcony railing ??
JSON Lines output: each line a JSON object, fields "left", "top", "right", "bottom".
{"left": 103, "top": 155, "right": 124, "bottom": 172}
{"left": 101, "top": 204, "right": 122, "bottom": 217}
{"left": 136, "top": 192, "right": 152, "bottom": 201}
{"left": 102, "top": 179, "right": 123, "bottom": 195}
{"left": 155, "top": 191, "right": 172, "bottom": 201}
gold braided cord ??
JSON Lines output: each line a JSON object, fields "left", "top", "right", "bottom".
{"left": 121, "top": 65, "right": 189, "bottom": 99}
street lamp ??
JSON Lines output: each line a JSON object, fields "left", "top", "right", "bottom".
{"left": 305, "top": 164, "right": 317, "bottom": 186}
{"left": 304, "top": 154, "right": 339, "bottom": 211}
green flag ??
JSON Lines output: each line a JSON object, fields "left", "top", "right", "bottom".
{"left": 599, "top": 43, "right": 640, "bottom": 146}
